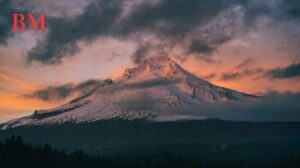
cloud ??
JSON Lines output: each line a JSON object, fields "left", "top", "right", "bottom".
{"left": 74, "top": 79, "right": 102, "bottom": 91}
{"left": 26, "top": 0, "right": 262, "bottom": 64}
{"left": 235, "top": 58, "right": 253, "bottom": 69}
{"left": 120, "top": 0, "right": 236, "bottom": 38}
{"left": 131, "top": 43, "right": 151, "bottom": 64}
{"left": 0, "top": 0, "right": 47, "bottom": 44}
{"left": 108, "top": 78, "right": 180, "bottom": 93}
{"left": 118, "top": 92, "right": 158, "bottom": 112}
{"left": 131, "top": 42, "right": 171, "bottom": 64}
{"left": 221, "top": 68, "right": 264, "bottom": 81}
{"left": 154, "top": 91, "right": 300, "bottom": 122}
{"left": 27, "top": 0, "right": 123, "bottom": 64}
{"left": 281, "top": 0, "right": 300, "bottom": 21}
{"left": 99, "top": 87, "right": 300, "bottom": 122}
{"left": 202, "top": 73, "right": 216, "bottom": 80}
{"left": 221, "top": 72, "right": 241, "bottom": 81}
{"left": 26, "top": 79, "right": 103, "bottom": 101}
{"left": 21, "top": 0, "right": 300, "bottom": 65}
{"left": 187, "top": 5, "right": 246, "bottom": 58}
{"left": 27, "top": 84, "right": 73, "bottom": 101}
{"left": 0, "top": 0, "right": 17, "bottom": 44}
{"left": 266, "top": 63, "right": 300, "bottom": 79}
{"left": 188, "top": 40, "right": 215, "bottom": 55}
{"left": 99, "top": 78, "right": 181, "bottom": 112}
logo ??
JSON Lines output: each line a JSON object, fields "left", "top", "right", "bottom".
{"left": 13, "top": 13, "right": 46, "bottom": 32}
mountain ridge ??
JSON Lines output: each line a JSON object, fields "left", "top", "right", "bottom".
{"left": 1, "top": 56, "right": 255, "bottom": 129}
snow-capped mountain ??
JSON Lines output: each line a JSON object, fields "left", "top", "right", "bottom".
{"left": 1, "top": 57, "right": 255, "bottom": 129}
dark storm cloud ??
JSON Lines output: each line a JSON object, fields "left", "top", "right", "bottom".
{"left": 27, "top": 79, "right": 103, "bottom": 101}
{"left": 27, "top": 0, "right": 255, "bottom": 64}
{"left": 188, "top": 40, "right": 215, "bottom": 55}
{"left": 26, "top": 0, "right": 300, "bottom": 64}
{"left": 131, "top": 42, "right": 171, "bottom": 64}
{"left": 120, "top": 0, "right": 239, "bottom": 38}
{"left": 75, "top": 79, "right": 101, "bottom": 91}
{"left": 131, "top": 43, "right": 150, "bottom": 64}
{"left": 0, "top": 0, "right": 18, "bottom": 44}
{"left": 27, "top": 0, "right": 123, "bottom": 64}
{"left": 0, "top": 0, "right": 44, "bottom": 44}
{"left": 242, "top": 1, "right": 274, "bottom": 26}
{"left": 281, "top": 0, "right": 300, "bottom": 20}
{"left": 266, "top": 63, "right": 300, "bottom": 79}
{"left": 27, "top": 84, "right": 73, "bottom": 101}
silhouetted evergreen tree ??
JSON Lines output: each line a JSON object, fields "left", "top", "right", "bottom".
{"left": 1, "top": 135, "right": 300, "bottom": 168}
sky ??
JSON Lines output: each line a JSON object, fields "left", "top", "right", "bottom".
{"left": 0, "top": 0, "right": 300, "bottom": 122}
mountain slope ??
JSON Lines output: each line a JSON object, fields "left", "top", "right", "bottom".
{"left": 1, "top": 57, "right": 254, "bottom": 129}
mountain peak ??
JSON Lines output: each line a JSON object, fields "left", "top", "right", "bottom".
{"left": 1, "top": 56, "right": 255, "bottom": 129}
{"left": 119, "top": 56, "right": 181, "bottom": 81}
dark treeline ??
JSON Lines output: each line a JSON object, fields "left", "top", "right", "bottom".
{"left": 1, "top": 136, "right": 300, "bottom": 168}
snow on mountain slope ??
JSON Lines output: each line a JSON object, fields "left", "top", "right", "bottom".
{"left": 1, "top": 57, "right": 255, "bottom": 129}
